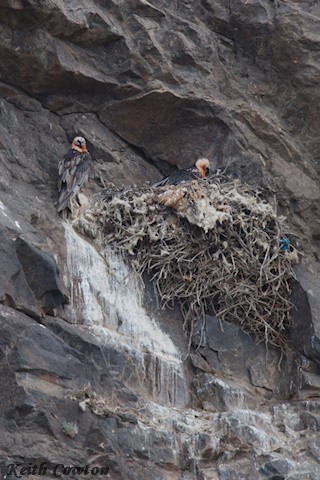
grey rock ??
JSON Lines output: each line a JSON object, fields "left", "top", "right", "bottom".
{"left": 193, "top": 315, "right": 300, "bottom": 399}
{"left": 307, "top": 437, "right": 320, "bottom": 462}
{"left": 0, "top": 228, "right": 65, "bottom": 318}
{"left": 218, "top": 457, "right": 262, "bottom": 480}
{"left": 1, "top": 0, "right": 320, "bottom": 478}
{"left": 260, "top": 458, "right": 293, "bottom": 477}
{"left": 15, "top": 237, "right": 64, "bottom": 315}
{"left": 193, "top": 373, "right": 254, "bottom": 411}
{"left": 287, "top": 474, "right": 320, "bottom": 480}
{"left": 189, "top": 353, "right": 213, "bottom": 373}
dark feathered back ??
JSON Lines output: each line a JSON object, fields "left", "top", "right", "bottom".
{"left": 57, "top": 148, "right": 91, "bottom": 212}
{"left": 153, "top": 164, "right": 204, "bottom": 187}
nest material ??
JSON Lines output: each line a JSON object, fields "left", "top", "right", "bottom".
{"left": 75, "top": 177, "right": 297, "bottom": 352}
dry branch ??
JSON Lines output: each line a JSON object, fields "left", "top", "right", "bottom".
{"left": 74, "top": 176, "right": 297, "bottom": 352}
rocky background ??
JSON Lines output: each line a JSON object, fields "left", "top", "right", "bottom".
{"left": 1, "top": 0, "right": 320, "bottom": 479}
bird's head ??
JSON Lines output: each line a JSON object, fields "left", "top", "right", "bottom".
{"left": 195, "top": 158, "right": 210, "bottom": 178}
{"left": 71, "top": 136, "right": 88, "bottom": 153}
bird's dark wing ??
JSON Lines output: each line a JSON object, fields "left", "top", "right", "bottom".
{"left": 153, "top": 166, "right": 199, "bottom": 187}
{"left": 57, "top": 149, "right": 91, "bottom": 212}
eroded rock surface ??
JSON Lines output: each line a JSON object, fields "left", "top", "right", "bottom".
{"left": 1, "top": 0, "right": 320, "bottom": 478}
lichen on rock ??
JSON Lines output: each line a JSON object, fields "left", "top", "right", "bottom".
{"left": 73, "top": 175, "right": 298, "bottom": 352}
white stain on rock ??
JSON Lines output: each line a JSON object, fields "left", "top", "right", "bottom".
{"left": 0, "top": 200, "right": 22, "bottom": 230}
{"left": 62, "top": 224, "right": 189, "bottom": 405}
{"left": 63, "top": 224, "right": 179, "bottom": 357}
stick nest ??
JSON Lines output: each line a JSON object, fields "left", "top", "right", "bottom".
{"left": 74, "top": 175, "right": 297, "bottom": 352}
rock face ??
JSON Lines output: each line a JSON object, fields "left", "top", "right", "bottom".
{"left": 1, "top": 0, "right": 320, "bottom": 479}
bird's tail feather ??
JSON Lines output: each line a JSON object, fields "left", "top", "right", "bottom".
{"left": 56, "top": 190, "right": 71, "bottom": 212}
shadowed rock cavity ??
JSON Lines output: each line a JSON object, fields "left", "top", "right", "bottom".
{"left": 15, "top": 237, "right": 65, "bottom": 315}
